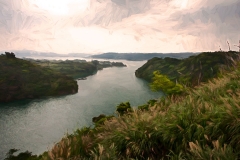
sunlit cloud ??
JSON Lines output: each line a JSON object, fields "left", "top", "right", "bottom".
{"left": 0, "top": 0, "right": 239, "bottom": 54}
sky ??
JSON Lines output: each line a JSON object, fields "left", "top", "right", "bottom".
{"left": 0, "top": 0, "right": 239, "bottom": 54}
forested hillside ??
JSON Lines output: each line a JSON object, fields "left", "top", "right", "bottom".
{"left": 0, "top": 53, "right": 78, "bottom": 102}
{"left": 135, "top": 51, "right": 239, "bottom": 86}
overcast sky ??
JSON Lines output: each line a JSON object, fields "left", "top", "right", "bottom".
{"left": 0, "top": 0, "right": 239, "bottom": 54}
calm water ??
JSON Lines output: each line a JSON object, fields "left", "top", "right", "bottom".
{"left": 0, "top": 59, "right": 163, "bottom": 158}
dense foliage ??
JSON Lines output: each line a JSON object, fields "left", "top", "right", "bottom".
{"left": 116, "top": 101, "right": 132, "bottom": 115}
{"left": 150, "top": 71, "right": 184, "bottom": 95}
{"left": 135, "top": 51, "right": 240, "bottom": 86}
{"left": 0, "top": 53, "right": 78, "bottom": 102}
{"left": 4, "top": 149, "right": 38, "bottom": 160}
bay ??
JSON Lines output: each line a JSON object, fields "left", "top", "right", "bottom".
{"left": 0, "top": 58, "right": 163, "bottom": 158}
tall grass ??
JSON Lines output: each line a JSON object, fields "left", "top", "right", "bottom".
{"left": 40, "top": 64, "right": 240, "bottom": 160}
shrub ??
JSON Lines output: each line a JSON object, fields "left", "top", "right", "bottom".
{"left": 116, "top": 102, "right": 132, "bottom": 115}
{"left": 150, "top": 71, "right": 184, "bottom": 95}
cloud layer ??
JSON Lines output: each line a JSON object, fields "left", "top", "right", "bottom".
{"left": 0, "top": 0, "right": 239, "bottom": 54}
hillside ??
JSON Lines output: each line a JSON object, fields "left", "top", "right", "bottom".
{"left": 0, "top": 53, "right": 78, "bottom": 103}
{"left": 135, "top": 51, "right": 240, "bottom": 86}
{"left": 7, "top": 51, "right": 240, "bottom": 159}
{"left": 91, "top": 52, "right": 196, "bottom": 61}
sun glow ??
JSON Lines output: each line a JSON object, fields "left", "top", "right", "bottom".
{"left": 170, "top": 0, "right": 189, "bottom": 9}
{"left": 30, "top": 0, "right": 89, "bottom": 15}
{"left": 181, "top": 0, "right": 189, "bottom": 9}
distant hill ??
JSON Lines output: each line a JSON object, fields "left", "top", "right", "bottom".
{"left": 135, "top": 51, "right": 240, "bottom": 86}
{"left": 2, "top": 50, "right": 91, "bottom": 58}
{"left": 91, "top": 52, "right": 197, "bottom": 61}
{"left": 0, "top": 53, "right": 78, "bottom": 102}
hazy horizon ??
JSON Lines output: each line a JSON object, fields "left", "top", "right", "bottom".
{"left": 0, "top": 49, "right": 199, "bottom": 56}
{"left": 0, "top": 0, "right": 240, "bottom": 54}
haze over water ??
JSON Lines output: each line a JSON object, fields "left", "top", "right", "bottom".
{"left": 0, "top": 58, "right": 163, "bottom": 158}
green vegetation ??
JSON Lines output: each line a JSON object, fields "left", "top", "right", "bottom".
{"left": 4, "top": 149, "right": 38, "bottom": 160}
{"left": 92, "top": 114, "right": 114, "bottom": 127}
{"left": 150, "top": 71, "right": 184, "bottom": 95}
{"left": 116, "top": 101, "right": 132, "bottom": 115}
{"left": 135, "top": 51, "right": 240, "bottom": 86}
{"left": 26, "top": 59, "right": 126, "bottom": 79}
{"left": 5, "top": 51, "right": 240, "bottom": 159}
{"left": 0, "top": 53, "right": 78, "bottom": 102}
{"left": 137, "top": 99, "right": 157, "bottom": 111}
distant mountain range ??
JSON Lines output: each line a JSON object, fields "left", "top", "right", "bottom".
{"left": 91, "top": 52, "right": 198, "bottom": 61}
{"left": 0, "top": 50, "right": 198, "bottom": 61}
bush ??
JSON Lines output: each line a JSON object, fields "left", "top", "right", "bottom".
{"left": 150, "top": 71, "right": 184, "bottom": 95}
{"left": 116, "top": 102, "right": 132, "bottom": 115}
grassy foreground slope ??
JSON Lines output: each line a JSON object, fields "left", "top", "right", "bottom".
{"left": 135, "top": 51, "right": 239, "bottom": 86}
{"left": 14, "top": 54, "right": 240, "bottom": 159}
{"left": 0, "top": 53, "right": 78, "bottom": 102}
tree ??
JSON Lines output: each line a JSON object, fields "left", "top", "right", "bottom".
{"left": 4, "top": 149, "right": 38, "bottom": 160}
{"left": 92, "top": 60, "right": 99, "bottom": 66}
{"left": 150, "top": 71, "right": 184, "bottom": 95}
{"left": 5, "top": 52, "right": 16, "bottom": 58}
